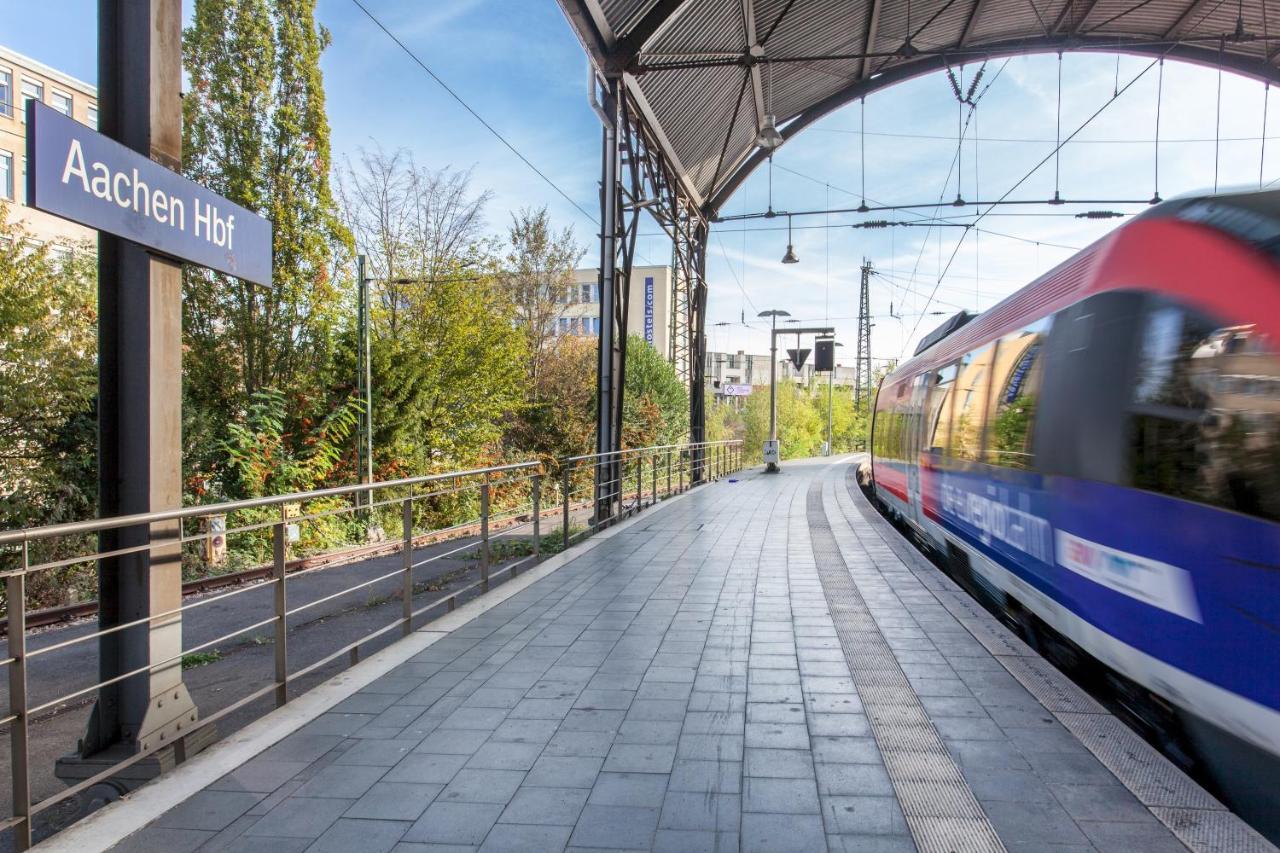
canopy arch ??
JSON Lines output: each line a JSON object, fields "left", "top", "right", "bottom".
{"left": 558, "top": 0, "right": 1280, "bottom": 218}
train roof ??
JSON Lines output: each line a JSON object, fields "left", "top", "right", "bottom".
{"left": 886, "top": 187, "right": 1280, "bottom": 387}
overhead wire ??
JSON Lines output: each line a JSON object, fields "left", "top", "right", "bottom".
{"left": 899, "top": 49, "right": 1173, "bottom": 357}
{"left": 348, "top": 0, "right": 596, "bottom": 227}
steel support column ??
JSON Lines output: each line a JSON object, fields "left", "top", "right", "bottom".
{"left": 688, "top": 224, "right": 709, "bottom": 484}
{"left": 66, "top": 0, "right": 200, "bottom": 778}
{"left": 594, "top": 76, "right": 632, "bottom": 525}
{"left": 593, "top": 73, "right": 709, "bottom": 507}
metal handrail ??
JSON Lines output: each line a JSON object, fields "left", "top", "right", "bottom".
{"left": 0, "top": 440, "right": 743, "bottom": 851}
{"left": 0, "top": 461, "right": 541, "bottom": 546}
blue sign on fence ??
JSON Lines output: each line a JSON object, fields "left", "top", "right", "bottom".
{"left": 644, "top": 276, "right": 654, "bottom": 344}
{"left": 26, "top": 101, "right": 272, "bottom": 285}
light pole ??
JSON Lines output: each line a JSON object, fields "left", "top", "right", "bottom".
{"left": 356, "top": 255, "right": 373, "bottom": 508}
{"left": 820, "top": 340, "right": 843, "bottom": 456}
{"left": 758, "top": 309, "right": 790, "bottom": 471}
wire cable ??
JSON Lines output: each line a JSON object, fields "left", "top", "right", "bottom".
{"left": 899, "top": 51, "right": 1169, "bottom": 357}
{"left": 1263, "top": 83, "right": 1271, "bottom": 189}
{"left": 1154, "top": 58, "right": 1164, "bottom": 202}
{"left": 348, "top": 0, "right": 596, "bottom": 226}
{"left": 1215, "top": 40, "right": 1224, "bottom": 193}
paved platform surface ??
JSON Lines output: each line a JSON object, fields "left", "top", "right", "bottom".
{"left": 101, "top": 458, "right": 1206, "bottom": 853}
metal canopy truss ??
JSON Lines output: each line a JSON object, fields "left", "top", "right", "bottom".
{"left": 559, "top": 0, "right": 1280, "bottom": 220}
{"left": 593, "top": 74, "right": 710, "bottom": 522}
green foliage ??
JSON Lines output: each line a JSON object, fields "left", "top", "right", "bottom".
{"left": 990, "top": 394, "right": 1035, "bottom": 468}
{"left": 181, "top": 650, "right": 223, "bottom": 669}
{"left": 508, "top": 334, "right": 596, "bottom": 461}
{"left": 221, "top": 389, "right": 362, "bottom": 497}
{"left": 736, "top": 380, "right": 868, "bottom": 463}
{"left": 0, "top": 212, "right": 98, "bottom": 608}
{"left": 623, "top": 335, "right": 689, "bottom": 447}
{"left": 361, "top": 274, "right": 528, "bottom": 476}
{"left": 182, "top": 0, "right": 353, "bottom": 490}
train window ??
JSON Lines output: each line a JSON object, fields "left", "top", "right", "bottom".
{"left": 1129, "top": 298, "right": 1280, "bottom": 522}
{"left": 925, "top": 363, "right": 957, "bottom": 454}
{"left": 986, "top": 317, "right": 1051, "bottom": 469}
{"left": 952, "top": 344, "right": 995, "bottom": 461}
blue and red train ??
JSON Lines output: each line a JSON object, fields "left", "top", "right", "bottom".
{"left": 868, "top": 187, "right": 1280, "bottom": 830}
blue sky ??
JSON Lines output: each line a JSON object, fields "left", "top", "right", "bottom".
{"left": 8, "top": 1, "right": 1276, "bottom": 361}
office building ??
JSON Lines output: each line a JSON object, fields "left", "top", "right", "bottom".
{"left": 0, "top": 46, "right": 98, "bottom": 253}
{"left": 558, "top": 264, "right": 674, "bottom": 360}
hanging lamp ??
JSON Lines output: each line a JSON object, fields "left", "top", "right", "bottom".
{"left": 781, "top": 216, "right": 799, "bottom": 264}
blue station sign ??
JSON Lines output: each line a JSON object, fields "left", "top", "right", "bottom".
{"left": 25, "top": 101, "right": 272, "bottom": 285}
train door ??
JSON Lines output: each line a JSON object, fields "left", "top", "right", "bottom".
{"left": 906, "top": 373, "right": 927, "bottom": 529}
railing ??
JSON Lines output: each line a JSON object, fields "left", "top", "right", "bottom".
{"left": 557, "top": 440, "right": 742, "bottom": 548}
{"left": 0, "top": 439, "right": 743, "bottom": 849}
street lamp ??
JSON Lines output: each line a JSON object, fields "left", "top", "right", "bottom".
{"left": 758, "top": 309, "right": 790, "bottom": 472}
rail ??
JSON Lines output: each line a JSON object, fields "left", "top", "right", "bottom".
{"left": 0, "top": 439, "right": 743, "bottom": 849}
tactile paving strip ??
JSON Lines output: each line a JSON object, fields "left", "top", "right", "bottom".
{"left": 807, "top": 482, "right": 1006, "bottom": 853}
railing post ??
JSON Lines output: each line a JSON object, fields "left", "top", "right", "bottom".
{"left": 635, "top": 456, "right": 643, "bottom": 509}
{"left": 562, "top": 464, "right": 571, "bottom": 550}
{"left": 651, "top": 455, "right": 658, "bottom": 507}
{"left": 532, "top": 473, "right": 542, "bottom": 561}
{"left": 666, "top": 449, "right": 672, "bottom": 498}
{"left": 480, "top": 474, "right": 491, "bottom": 593}
{"left": 9, "top": 559, "right": 30, "bottom": 852}
{"left": 402, "top": 496, "right": 414, "bottom": 636}
{"left": 273, "top": 517, "right": 288, "bottom": 707}
{"left": 679, "top": 450, "right": 685, "bottom": 493}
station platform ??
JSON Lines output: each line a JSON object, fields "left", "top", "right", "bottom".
{"left": 51, "top": 458, "right": 1270, "bottom": 853}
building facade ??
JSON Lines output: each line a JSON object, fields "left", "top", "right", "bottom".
{"left": 0, "top": 46, "right": 98, "bottom": 253}
{"left": 558, "top": 264, "right": 674, "bottom": 358}
{"left": 706, "top": 348, "right": 859, "bottom": 400}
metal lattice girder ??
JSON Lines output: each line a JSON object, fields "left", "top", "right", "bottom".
{"left": 594, "top": 73, "right": 712, "bottom": 523}
{"left": 591, "top": 68, "right": 711, "bottom": 517}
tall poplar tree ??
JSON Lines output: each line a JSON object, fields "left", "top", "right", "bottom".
{"left": 182, "top": 0, "right": 352, "bottom": 487}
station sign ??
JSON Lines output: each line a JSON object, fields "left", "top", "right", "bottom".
{"left": 25, "top": 101, "right": 272, "bottom": 285}
{"left": 722, "top": 384, "right": 752, "bottom": 396}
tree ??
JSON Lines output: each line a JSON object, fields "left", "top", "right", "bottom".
{"left": 335, "top": 146, "right": 526, "bottom": 476}
{"left": 505, "top": 334, "right": 596, "bottom": 462}
{"left": 503, "top": 207, "right": 584, "bottom": 395}
{"left": 0, "top": 211, "right": 97, "bottom": 529}
{"left": 182, "top": 0, "right": 352, "bottom": 488}
{"left": 337, "top": 146, "right": 492, "bottom": 338}
{"left": 743, "top": 381, "right": 824, "bottom": 459}
{"left": 623, "top": 335, "right": 689, "bottom": 447}
{"left": 361, "top": 275, "right": 527, "bottom": 474}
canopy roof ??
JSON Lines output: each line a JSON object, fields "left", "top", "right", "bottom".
{"left": 558, "top": 0, "right": 1278, "bottom": 216}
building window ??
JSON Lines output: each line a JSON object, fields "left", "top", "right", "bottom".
{"left": 558, "top": 317, "right": 571, "bottom": 334}
{"left": 51, "top": 91, "right": 72, "bottom": 116}
{"left": 581, "top": 283, "right": 593, "bottom": 303}
{"left": 86, "top": 105, "right": 98, "bottom": 130}
{"left": 0, "top": 151, "right": 12, "bottom": 201}
{"left": 20, "top": 79, "right": 43, "bottom": 122}
{"left": 0, "top": 69, "right": 12, "bottom": 118}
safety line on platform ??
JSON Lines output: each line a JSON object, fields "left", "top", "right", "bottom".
{"left": 806, "top": 477, "right": 1006, "bottom": 853}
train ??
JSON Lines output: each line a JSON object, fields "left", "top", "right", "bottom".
{"left": 866, "top": 186, "right": 1280, "bottom": 835}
